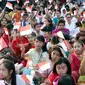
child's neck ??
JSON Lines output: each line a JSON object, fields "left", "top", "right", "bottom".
{"left": 76, "top": 51, "right": 83, "bottom": 56}
{"left": 35, "top": 48, "right": 41, "bottom": 53}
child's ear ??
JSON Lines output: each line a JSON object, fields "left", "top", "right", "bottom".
{"left": 10, "top": 70, "right": 13, "bottom": 75}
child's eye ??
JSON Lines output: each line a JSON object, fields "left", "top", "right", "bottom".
{"left": 57, "top": 67, "right": 61, "bottom": 70}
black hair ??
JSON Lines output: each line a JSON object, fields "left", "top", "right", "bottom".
{"left": 16, "top": 7, "right": 22, "bottom": 11}
{"left": 58, "top": 19, "right": 65, "bottom": 26}
{"left": 6, "top": 23, "right": 14, "bottom": 31}
{"left": 51, "top": 36, "right": 60, "bottom": 45}
{"left": 73, "top": 40, "right": 84, "bottom": 47}
{"left": 58, "top": 74, "right": 76, "bottom": 85}
{"left": 31, "top": 32, "right": 36, "bottom": 37}
{"left": 0, "top": 54, "right": 14, "bottom": 63}
{"left": 63, "top": 33, "right": 70, "bottom": 41}
{"left": 66, "top": 13, "right": 71, "bottom": 17}
{"left": 65, "top": 5, "right": 70, "bottom": 12}
{"left": 76, "top": 22, "right": 82, "bottom": 27}
{"left": 3, "top": 59, "right": 16, "bottom": 85}
{"left": 53, "top": 57, "right": 71, "bottom": 75}
{"left": 23, "top": 13, "right": 28, "bottom": 17}
{"left": 36, "top": 35, "right": 47, "bottom": 52}
{"left": 49, "top": 46, "right": 63, "bottom": 60}
{"left": 56, "top": 10, "right": 61, "bottom": 14}
{"left": 36, "top": 35, "right": 45, "bottom": 43}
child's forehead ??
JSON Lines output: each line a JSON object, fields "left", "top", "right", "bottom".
{"left": 56, "top": 63, "right": 66, "bottom": 67}
{"left": 73, "top": 42, "right": 83, "bottom": 46}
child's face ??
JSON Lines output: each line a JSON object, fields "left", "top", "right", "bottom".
{"left": 28, "top": 34, "right": 35, "bottom": 44}
{"left": 73, "top": 42, "right": 83, "bottom": 55}
{"left": 66, "top": 15, "right": 72, "bottom": 21}
{"left": 35, "top": 39, "right": 44, "bottom": 49}
{"left": 44, "top": 32, "right": 50, "bottom": 38}
{"left": 23, "top": 16, "right": 27, "bottom": 21}
{"left": 51, "top": 50, "right": 60, "bottom": 62}
{"left": 58, "top": 23, "right": 65, "bottom": 29}
{"left": 1, "top": 18, "right": 7, "bottom": 26}
{"left": 44, "top": 19, "right": 49, "bottom": 25}
{"left": 56, "top": 63, "right": 68, "bottom": 76}
{"left": 0, "top": 64, "right": 10, "bottom": 79}
{"left": 55, "top": 11, "right": 60, "bottom": 18}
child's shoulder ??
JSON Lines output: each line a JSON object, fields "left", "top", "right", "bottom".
{"left": 28, "top": 48, "right": 35, "bottom": 52}
{"left": 78, "top": 75, "right": 85, "bottom": 84}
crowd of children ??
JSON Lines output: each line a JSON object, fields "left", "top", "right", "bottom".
{"left": 0, "top": 0, "right": 85, "bottom": 85}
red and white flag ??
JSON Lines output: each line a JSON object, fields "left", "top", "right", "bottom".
{"left": 4, "top": 28, "right": 8, "bottom": 35}
{"left": 49, "top": 0, "right": 53, "bottom": 3}
{"left": 6, "top": 2, "right": 13, "bottom": 10}
{"left": 40, "top": 24, "right": 46, "bottom": 30}
{"left": 83, "top": 11, "right": 85, "bottom": 18}
{"left": 33, "top": 11, "right": 37, "bottom": 15}
{"left": 17, "top": 0, "right": 20, "bottom": 3}
{"left": 24, "top": 1, "right": 29, "bottom": 6}
{"left": 35, "top": 0, "right": 38, "bottom": 3}
{"left": 21, "top": 74, "right": 33, "bottom": 85}
{"left": 53, "top": 31, "right": 65, "bottom": 39}
{"left": 0, "top": 37, "right": 8, "bottom": 50}
{"left": 58, "top": 40, "right": 71, "bottom": 52}
{"left": 13, "top": 22, "right": 21, "bottom": 29}
{"left": 26, "top": 5, "right": 33, "bottom": 12}
{"left": 58, "top": 41, "right": 67, "bottom": 52}
{"left": 36, "top": 61, "right": 50, "bottom": 71}
{"left": 55, "top": 4, "right": 58, "bottom": 9}
{"left": 19, "top": 25, "right": 32, "bottom": 36}
{"left": 64, "top": 40, "right": 71, "bottom": 50}
{"left": 26, "top": 57, "right": 33, "bottom": 69}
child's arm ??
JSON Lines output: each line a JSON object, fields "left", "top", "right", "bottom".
{"left": 67, "top": 48, "right": 73, "bottom": 63}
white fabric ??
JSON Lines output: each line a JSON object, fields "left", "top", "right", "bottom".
{"left": 7, "top": 0, "right": 16, "bottom": 1}
{"left": 65, "top": 18, "right": 78, "bottom": 37}
{"left": 16, "top": 75, "right": 26, "bottom": 85}
{"left": 46, "top": 42, "right": 51, "bottom": 50}
{"left": 4, "top": 75, "right": 26, "bottom": 85}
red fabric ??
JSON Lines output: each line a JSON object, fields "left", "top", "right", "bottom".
{"left": 71, "top": 52, "right": 81, "bottom": 81}
{"left": 48, "top": 72, "right": 58, "bottom": 85}
{"left": 21, "top": 59, "right": 27, "bottom": 67}
{"left": 2, "top": 33, "right": 9, "bottom": 47}
{"left": 11, "top": 36, "right": 30, "bottom": 56}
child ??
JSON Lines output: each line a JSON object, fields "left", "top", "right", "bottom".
{"left": 25, "top": 35, "right": 49, "bottom": 66}
{"left": 17, "top": 35, "right": 49, "bottom": 74}
{"left": 77, "top": 51, "right": 85, "bottom": 85}
{"left": 49, "top": 46, "right": 64, "bottom": 70}
{"left": 43, "top": 57, "right": 71, "bottom": 85}
{"left": 27, "top": 32, "right": 36, "bottom": 48}
{"left": 52, "top": 19, "right": 70, "bottom": 35}
{"left": 0, "top": 59, "right": 26, "bottom": 85}
{"left": 58, "top": 74, "right": 76, "bottom": 85}
{"left": 69, "top": 40, "right": 84, "bottom": 82}
{"left": 34, "top": 46, "right": 64, "bottom": 85}
{"left": 41, "top": 46, "right": 64, "bottom": 78}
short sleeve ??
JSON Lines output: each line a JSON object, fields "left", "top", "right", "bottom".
{"left": 16, "top": 75, "right": 26, "bottom": 85}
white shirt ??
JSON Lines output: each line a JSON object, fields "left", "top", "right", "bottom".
{"left": 4, "top": 75, "right": 26, "bottom": 85}
{"left": 65, "top": 18, "right": 78, "bottom": 37}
